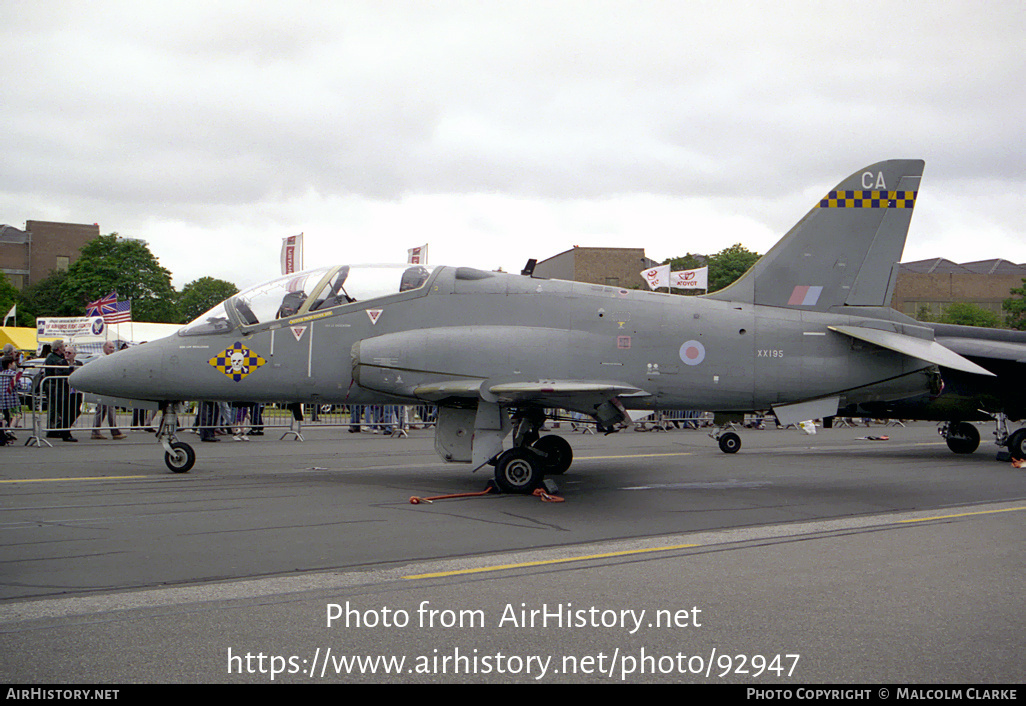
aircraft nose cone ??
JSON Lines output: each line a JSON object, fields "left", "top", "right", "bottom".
{"left": 69, "top": 351, "right": 120, "bottom": 396}
{"left": 69, "top": 344, "right": 166, "bottom": 400}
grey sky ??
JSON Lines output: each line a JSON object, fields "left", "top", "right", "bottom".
{"left": 3, "top": 1, "right": 1024, "bottom": 291}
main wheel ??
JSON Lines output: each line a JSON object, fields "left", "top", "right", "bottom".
{"left": 531, "top": 434, "right": 573, "bottom": 474}
{"left": 718, "top": 431, "right": 741, "bottom": 454}
{"left": 1008, "top": 428, "right": 1026, "bottom": 459}
{"left": 164, "top": 441, "right": 196, "bottom": 473}
{"left": 494, "top": 448, "right": 545, "bottom": 494}
{"left": 945, "top": 421, "right": 980, "bottom": 454}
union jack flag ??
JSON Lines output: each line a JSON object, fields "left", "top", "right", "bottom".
{"left": 86, "top": 292, "right": 118, "bottom": 318}
{"left": 86, "top": 292, "right": 132, "bottom": 323}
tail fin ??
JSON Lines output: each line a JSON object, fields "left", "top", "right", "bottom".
{"left": 706, "top": 159, "right": 924, "bottom": 311}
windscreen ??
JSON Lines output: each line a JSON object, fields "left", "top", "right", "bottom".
{"left": 179, "top": 301, "right": 233, "bottom": 336}
{"left": 180, "top": 264, "right": 434, "bottom": 335}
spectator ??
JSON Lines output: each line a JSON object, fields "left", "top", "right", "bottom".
{"left": 1, "top": 355, "right": 20, "bottom": 441}
{"left": 91, "top": 342, "right": 126, "bottom": 440}
{"left": 42, "top": 339, "right": 78, "bottom": 442}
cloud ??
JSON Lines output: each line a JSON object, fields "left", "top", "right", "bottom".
{"left": 2, "top": 1, "right": 1024, "bottom": 290}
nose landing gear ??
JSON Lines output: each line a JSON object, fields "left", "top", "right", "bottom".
{"left": 157, "top": 402, "right": 195, "bottom": 473}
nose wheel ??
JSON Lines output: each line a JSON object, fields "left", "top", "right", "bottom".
{"left": 711, "top": 421, "right": 743, "bottom": 454}
{"left": 157, "top": 402, "right": 195, "bottom": 473}
{"left": 164, "top": 441, "right": 196, "bottom": 473}
{"left": 717, "top": 431, "right": 742, "bottom": 454}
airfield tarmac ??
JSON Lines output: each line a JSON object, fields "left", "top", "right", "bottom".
{"left": 1, "top": 421, "right": 1023, "bottom": 684}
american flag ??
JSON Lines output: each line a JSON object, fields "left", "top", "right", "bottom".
{"left": 105, "top": 300, "right": 132, "bottom": 324}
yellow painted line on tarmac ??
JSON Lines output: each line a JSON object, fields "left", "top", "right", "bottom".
{"left": 0, "top": 475, "right": 150, "bottom": 484}
{"left": 403, "top": 543, "right": 700, "bottom": 580}
{"left": 577, "top": 452, "right": 693, "bottom": 461}
{"left": 899, "top": 506, "right": 1026, "bottom": 523}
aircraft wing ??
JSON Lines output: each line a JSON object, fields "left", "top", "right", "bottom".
{"left": 356, "top": 327, "right": 654, "bottom": 416}
{"left": 487, "top": 381, "right": 651, "bottom": 405}
{"left": 828, "top": 325, "right": 996, "bottom": 376}
{"left": 413, "top": 379, "right": 652, "bottom": 411}
{"left": 935, "top": 337, "right": 1026, "bottom": 365}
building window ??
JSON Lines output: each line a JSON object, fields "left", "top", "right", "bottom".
{"left": 56, "top": 256, "right": 70, "bottom": 271}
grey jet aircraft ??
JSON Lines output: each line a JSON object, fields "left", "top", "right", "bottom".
{"left": 70, "top": 159, "right": 1000, "bottom": 492}
{"left": 834, "top": 321, "right": 1026, "bottom": 458}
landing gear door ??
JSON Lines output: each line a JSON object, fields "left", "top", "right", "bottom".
{"left": 433, "top": 404, "right": 512, "bottom": 468}
{"left": 434, "top": 407, "right": 475, "bottom": 463}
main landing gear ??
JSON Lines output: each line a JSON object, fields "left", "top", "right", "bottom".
{"left": 492, "top": 412, "right": 574, "bottom": 494}
{"left": 940, "top": 414, "right": 1025, "bottom": 458}
{"left": 983, "top": 412, "right": 1026, "bottom": 459}
{"left": 1010, "top": 428, "right": 1026, "bottom": 459}
{"left": 940, "top": 421, "right": 981, "bottom": 454}
{"left": 157, "top": 402, "right": 195, "bottom": 473}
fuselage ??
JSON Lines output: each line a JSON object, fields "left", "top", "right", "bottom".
{"left": 70, "top": 265, "right": 935, "bottom": 415}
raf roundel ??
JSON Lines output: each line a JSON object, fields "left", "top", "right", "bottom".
{"left": 679, "top": 340, "right": 706, "bottom": 366}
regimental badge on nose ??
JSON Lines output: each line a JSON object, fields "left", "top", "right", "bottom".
{"left": 208, "top": 342, "right": 267, "bottom": 382}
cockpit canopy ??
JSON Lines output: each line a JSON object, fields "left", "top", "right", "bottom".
{"left": 180, "top": 264, "right": 433, "bottom": 336}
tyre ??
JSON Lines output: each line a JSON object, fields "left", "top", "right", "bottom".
{"left": 945, "top": 421, "right": 980, "bottom": 454}
{"left": 494, "top": 448, "right": 545, "bottom": 494}
{"left": 164, "top": 441, "right": 196, "bottom": 473}
{"left": 718, "top": 431, "right": 741, "bottom": 454}
{"left": 531, "top": 435, "right": 573, "bottom": 474}
{"left": 1008, "top": 428, "right": 1026, "bottom": 459}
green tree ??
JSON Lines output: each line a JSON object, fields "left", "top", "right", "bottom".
{"left": 7, "top": 269, "right": 83, "bottom": 325}
{"left": 177, "top": 277, "right": 238, "bottom": 323}
{"left": 1003, "top": 278, "right": 1026, "bottom": 330}
{"left": 663, "top": 253, "right": 705, "bottom": 271}
{"left": 706, "top": 243, "right": 760, "bottom": 293}
{"left": 938, "top": 302, "right": 1002, "bottom": 328}
{"left": 59, "top": 234, "right": 179, "bottom": 323}
{"left": 0, "top": 271, "right": 22, "bottom": 326}
{"left": 661, "top": 244, "right": 760, "bottom": 295}
{"left": 21, "top": 269, "right": 78, "bottom": 320}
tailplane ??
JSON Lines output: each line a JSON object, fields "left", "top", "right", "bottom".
{"left": 706, "top": 159, "right": 924, "bottom": 311}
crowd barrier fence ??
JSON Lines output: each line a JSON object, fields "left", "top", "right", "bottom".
{"left": 13, "top": 374, "right": 727, "bottom": 447}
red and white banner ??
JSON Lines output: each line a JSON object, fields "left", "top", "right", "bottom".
{"left": 281, "top": 234, "right": 304, "bottom": 274}
{"left": 407, "top": 244, "right": 428, "bottom": 265}
{"left": 670, "top": 266, "right": 708, "bottom": 290}
{"left": 641, "top": 264, "right": 670, "bottom": 290}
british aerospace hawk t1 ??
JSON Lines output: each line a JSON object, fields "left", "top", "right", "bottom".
{"left": 70, "top": 159, "right": 997, "bottom": 491}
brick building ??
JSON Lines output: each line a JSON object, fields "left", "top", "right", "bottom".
{"left": 889, "top": 258, "right": 1026, "bottom": 319}
{"left": 532, "top": 247, "right": 659, "bottom": 289}
{"left": 532, "top": 247, "right": 1025, "bottom": 321}
{"left": 0, "top": 220, "right": 100, "bottom": 290}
